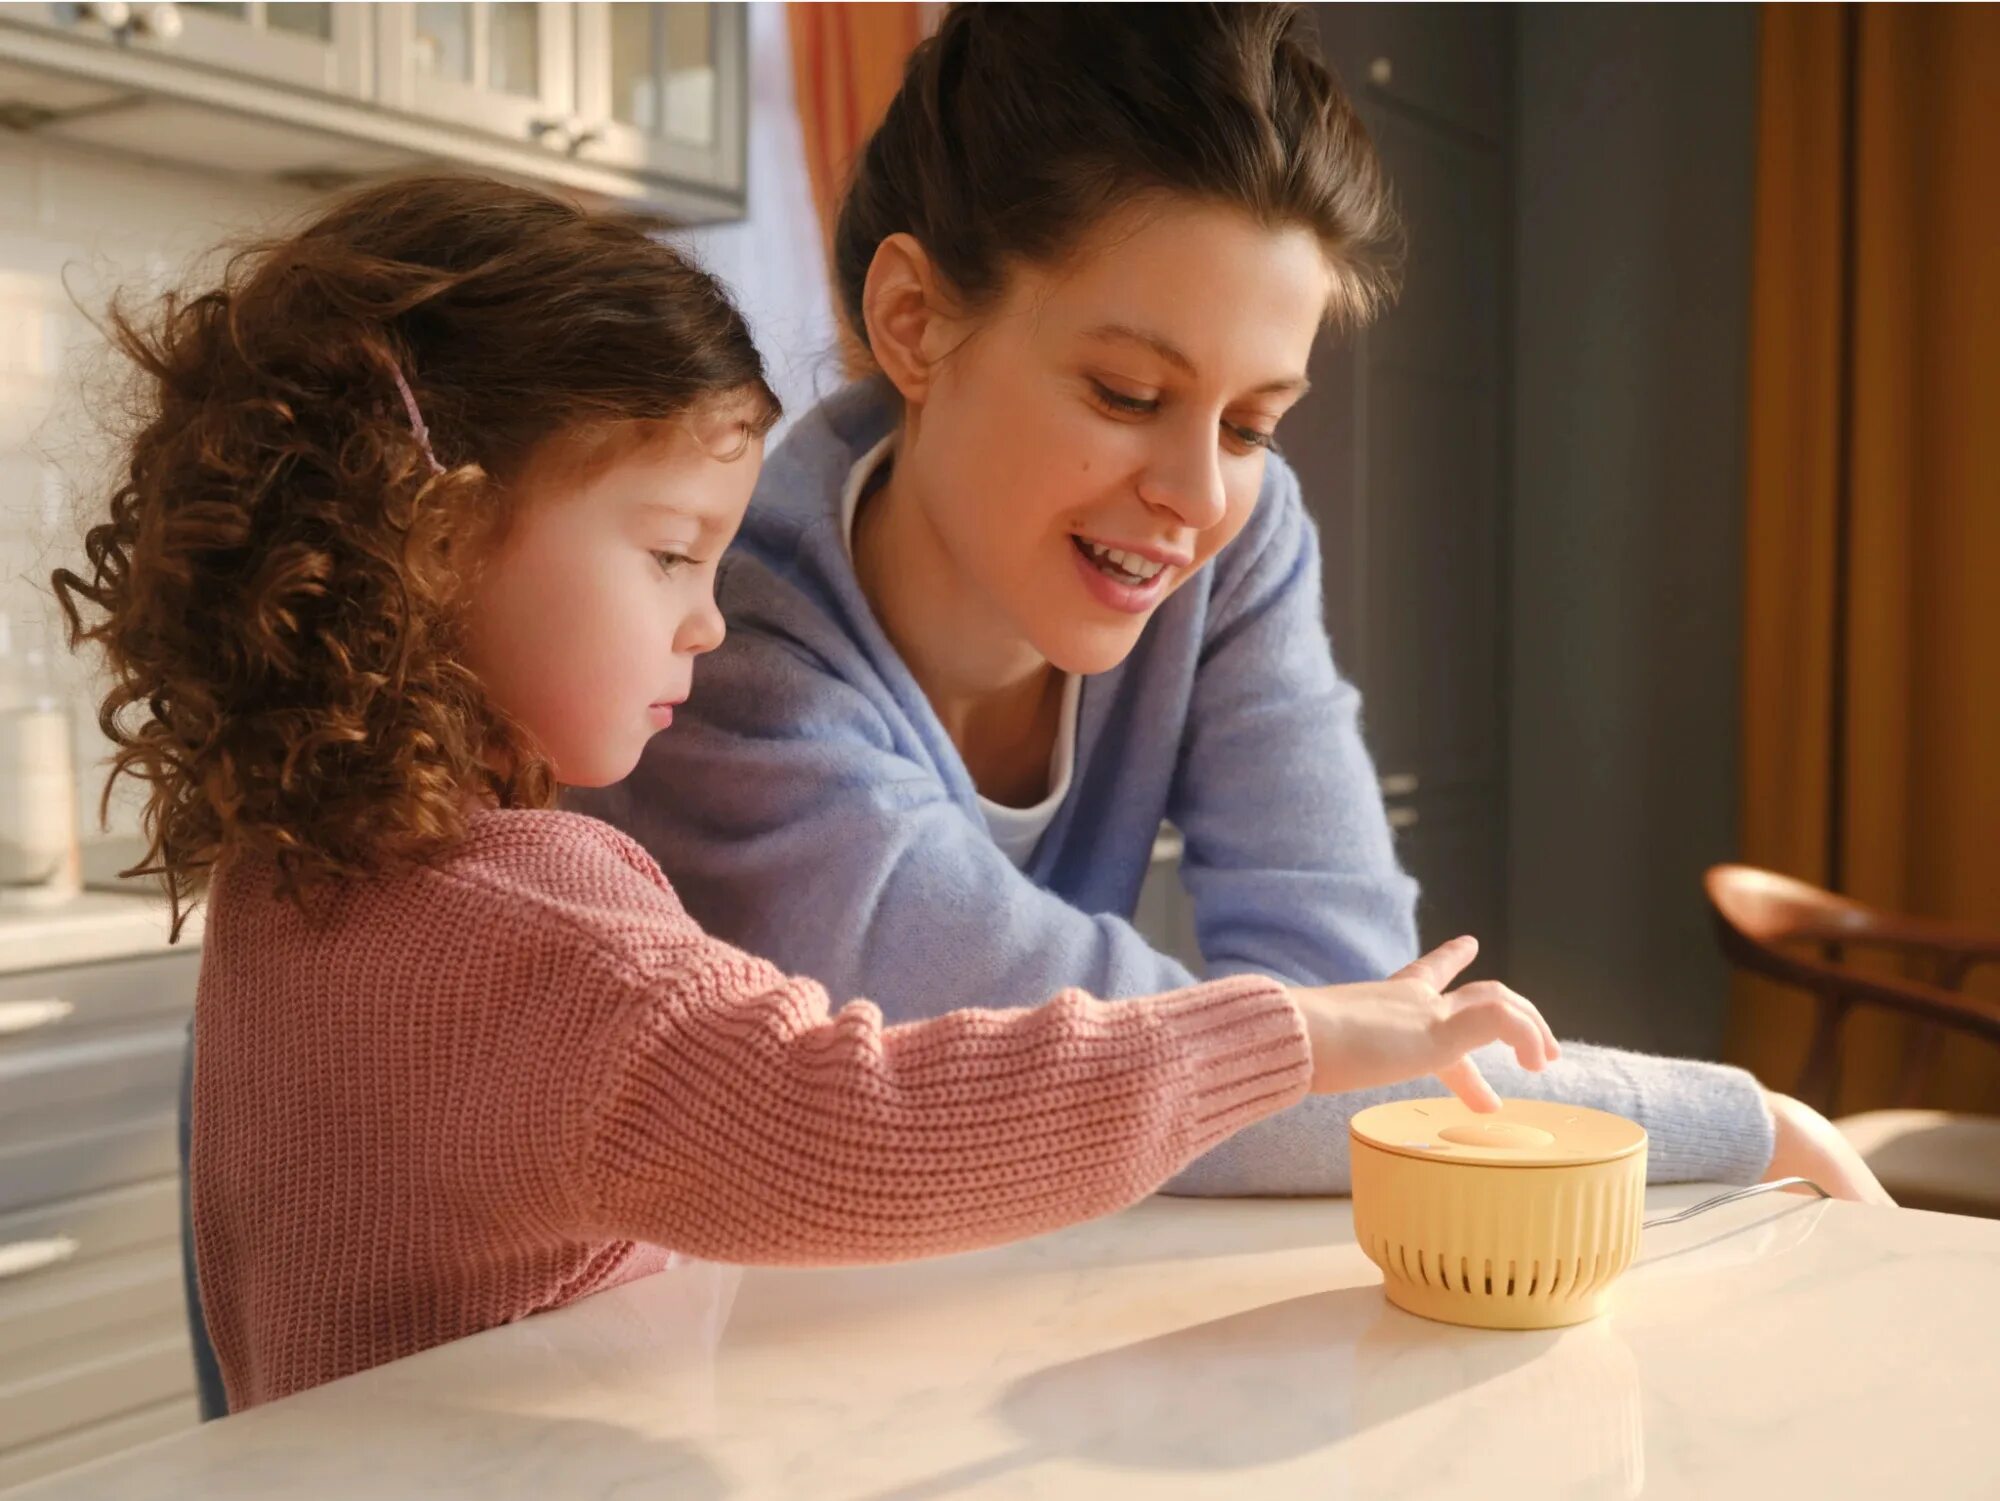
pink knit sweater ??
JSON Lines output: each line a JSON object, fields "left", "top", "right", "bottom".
{"left": 191, "top": 809, "right": 1310, "bottom": 1410}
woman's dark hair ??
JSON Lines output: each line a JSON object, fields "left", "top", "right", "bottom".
{"left": 834, "top": 2, "right": 1402, "bottom": 347}
{"left": 51, "top": 174, "right": 778, "bottom": 936}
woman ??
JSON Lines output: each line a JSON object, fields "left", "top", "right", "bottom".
{"left": 574, "top": 3, "right": 1888, "bottom": 1202}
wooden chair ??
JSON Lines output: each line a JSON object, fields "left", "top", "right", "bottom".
{"left": 1704, "top": 864, "right": 2000, "bottom": 1217}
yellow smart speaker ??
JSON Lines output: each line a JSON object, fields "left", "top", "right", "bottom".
{"left": 1350, "top": 1097, "right": 1648, "bottom": 1330}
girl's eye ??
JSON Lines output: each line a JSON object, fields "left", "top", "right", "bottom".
{"left": 1089, "top": 378, "right": 1158, "bottom": 416}
{"left": 1227, "top": 422, "right": 1277, "bottom": 452}
{"left": 651, "top": 550, "right": 693, "bottom": 575}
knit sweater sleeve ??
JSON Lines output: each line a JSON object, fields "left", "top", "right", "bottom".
{"left": 571, "top": 937, "right": 1310, "bottom": 1266}
{"left": 1171, "top": 457, "right": 1420, "bottom": 985}
{"left": 1157, "top": 465, "right": 1778, "bottom": 1195}
{"left": 1160, "top": 470, "right": 1784, "bottom": 1200}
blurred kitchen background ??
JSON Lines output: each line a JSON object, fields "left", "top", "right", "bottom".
{"left": 0, "top": 2, "right": 1995, "bottom": 1486}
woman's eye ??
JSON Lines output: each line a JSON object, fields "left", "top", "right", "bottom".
{"left": 651, "top": 550, "right": 693, "bottom": 575}
{"left": 1089, "top": 379, "right": 1158, "bottom": 416}
{"left": 1227, "top": 423, "right": 1277, "bottom": 452}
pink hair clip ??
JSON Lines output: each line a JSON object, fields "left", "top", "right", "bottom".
{"left": 391, "top": 367, "right": 445, "bottom": 477}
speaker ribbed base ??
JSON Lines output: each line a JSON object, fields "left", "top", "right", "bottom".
{"left": 1352, "top": 1142, "right": 1646, "bottom": 1331}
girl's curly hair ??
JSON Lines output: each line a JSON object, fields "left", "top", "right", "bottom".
{"left": 51, "top": 174, "right": 779, "bottom": 939}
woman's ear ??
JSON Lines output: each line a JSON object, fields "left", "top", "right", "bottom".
{"left": 861, "top": 233, "right": 959, "bottom": 406}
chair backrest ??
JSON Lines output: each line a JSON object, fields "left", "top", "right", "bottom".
{"left": 1706, "top": 863, "right": 2000, "bottom": 993}
{"left": 1705, "top": 864, "right": 1885, "bottom": 946}
{"left": 1703, "top": 863, "right": 1863, "bottom": 990}
{"left": 1703, "top": 862, "right": 2000, "bottom": 1048}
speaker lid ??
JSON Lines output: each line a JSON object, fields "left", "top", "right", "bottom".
{"left": 1351, "top": 1097, "right": 1647, "bottom": 1167}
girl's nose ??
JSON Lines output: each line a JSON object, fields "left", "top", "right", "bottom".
{"left": 677, "top": 593, "right": 727, "bottom": 656}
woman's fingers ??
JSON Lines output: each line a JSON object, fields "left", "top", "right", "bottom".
{"left": 1394, "top": 934, "right": 1479, "bottom": 993}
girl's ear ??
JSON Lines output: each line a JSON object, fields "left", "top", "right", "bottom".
{"left": 860, "top": 233, "right": 964, "bottom": 409}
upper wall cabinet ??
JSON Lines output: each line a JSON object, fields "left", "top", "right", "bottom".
{"left": 178, "top": 3, "right": 370, "bottom": 94}
{"left": 373, "top": 3, "right": 746, "bottom": 194}
{"left": 376, "top": 3, "right": 572, "bottom": 148}
{"left": 574, "top": 1, "right": 742, "bottom": 192}
{"left": 0, "top": 2, "right": 746, "bottom": 223}
{"left": 1, "top": 2, "right": 372, "bottom": 95}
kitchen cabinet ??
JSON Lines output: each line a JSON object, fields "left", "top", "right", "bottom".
{"left": 0, "top": 2, "right": 748, "bottom": 222}
{"left": 0, "top": 944, "right": 201, "bottom": 1489}
{"left": 376, "top": 2, "right": 571, "bottom": 151}
{"left": 0, "top": 2, "right": 372, "bottom": 97}
{"left": 574, "top": 1, "right": 744, "bottom": 194}
{"left": 1317, "top": 1, "right": 1509, "bottom": 145}
{"left": 377, "top": 2, "right": 746, "bottom": 196}
{"left": 1301, "top": 4, "right": 1512, "bottom": 960}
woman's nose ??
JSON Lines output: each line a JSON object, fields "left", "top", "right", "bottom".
{"left": 1136, "top": 422, "right": 1229, "bottom": 530}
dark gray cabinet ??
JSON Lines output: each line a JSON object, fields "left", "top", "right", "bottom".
{"left": 1315, "top": 5, "right": 1510, "bottom": 144}
{"left": 1294, "top": 6, "right": 1513, "bottom": 963}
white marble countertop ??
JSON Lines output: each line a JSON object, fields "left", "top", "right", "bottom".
{"left": 0, "top": 888, "right": 201, "bottom": 974}
{"left": 10, "top": 1185, "right": 1996, "bottom": 1500}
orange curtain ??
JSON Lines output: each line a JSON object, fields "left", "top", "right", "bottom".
{"left": 787, "top": 2, "right": 931, "bottom": 365}
{"left": 1726, "top": 4, "right": 2000, "bottom": 1114}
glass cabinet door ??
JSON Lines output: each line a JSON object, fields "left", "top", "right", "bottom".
{"left": 0, "top": 2, "right": 749, "bottom": 213}
{"left": 376, "top": 1, "right": 574, "bottom": 149}
{"left": 574, "top": 3, "right": 744, "bottom": 195}
{"left": 2, "top": 2, "right": 371, "bottom": 95}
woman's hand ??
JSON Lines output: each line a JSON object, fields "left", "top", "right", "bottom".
{"left": 1289, "top": 935, "right": 1560, "bottom": 1109}
{"left": 1762, "top": 1089, "right": 1899, "bottom": 1207}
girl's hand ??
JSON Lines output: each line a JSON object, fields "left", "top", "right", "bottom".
{"left": 1762, "top": 1089, "right": 1899, "bottom": 1207}
{"left": 1289, "top": 936, "right": 1561, "bottom": 1110}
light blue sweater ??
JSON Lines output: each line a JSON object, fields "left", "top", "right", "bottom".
{"left": 571, "top": 378, "right": 1777, "bottom": 1191}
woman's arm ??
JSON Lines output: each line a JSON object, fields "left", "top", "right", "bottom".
{"left": 1155, "top": 459, "right": 1781, "bottom": 1194}
{"left": 1168, "top": 457, "right": 1420, "bottom": 985}
{"left": 1763, "top": 1090, "right": 1897, "bottom": 1205}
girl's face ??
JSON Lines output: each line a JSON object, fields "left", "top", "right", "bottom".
{"left": 898, "top": 197, "right": 1331, "bottom": 675}
{"left": 460, "top": 412, "right": 763, "bottom": 788}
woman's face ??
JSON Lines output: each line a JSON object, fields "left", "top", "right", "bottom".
{"left": 900, "top": 197, "right": 1331, "bottom": 676}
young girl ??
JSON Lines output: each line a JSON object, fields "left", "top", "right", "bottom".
{"left": 54, "top": 175, "right": 1559, "bottom": 1414}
